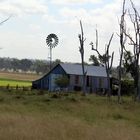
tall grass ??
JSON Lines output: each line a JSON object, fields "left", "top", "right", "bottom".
{"left": 0, "top": 91, "right": 140, "bottom": 140}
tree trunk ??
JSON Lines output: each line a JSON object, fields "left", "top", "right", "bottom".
{"left": 81, "top": 52, "right": 86, "bottom": 95}
{"left": 138, "top": 72, "right": 140, "bottom": 100}
{"left": 79, "top": 20, "right": 86, "bottom": 95}
{"left": 106, "top": 69, "right": 111, "bottom": 100}
{"left": 118, "top": 52, "right": 123, "bottom": 103}
{"left": 118, "top": 0, "right": 126, "bottom": 103}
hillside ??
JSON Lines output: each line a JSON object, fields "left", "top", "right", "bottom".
{"left": 0, "top": 91, "right": 139, "bottom": 140}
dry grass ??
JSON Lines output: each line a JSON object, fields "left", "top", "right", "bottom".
{"left": 0, "top": 113, "right": 139, "bottom": 140}
{"left": 0, "top": 71, "right": 41, "bottom": 86}
{"left": 0, "top": 92, "right": 139, "bottom": 140}
{"left": 0, "top": 71, "right": 41, "bottom": 81}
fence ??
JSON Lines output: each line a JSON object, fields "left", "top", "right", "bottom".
{"left": 0, "top": 85, "right": 32, "bottom": 91}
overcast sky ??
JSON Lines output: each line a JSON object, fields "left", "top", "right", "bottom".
{"left": 0, "top": 0, "right": 139, "bottom": 66}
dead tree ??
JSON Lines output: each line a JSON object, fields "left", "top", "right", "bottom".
{"left": 105, "top": 34, "right": 114, "bottom": 98}
{"left": 78, "top": 20, "right": 87, "bottom": 95}
{"left": 90, "top": 30, "right": 114, "bottom": 99}
{"left": 118, "top": 0, "right": 126, "bottom": 103}
{"left": 130, "top": 0, "right": 140, "bottom": 101}
{"left": 0, "top": 16, "right": 11, "bottom": 25}
{"left": 123, "top": 0, "right": 140, "bottom": 101}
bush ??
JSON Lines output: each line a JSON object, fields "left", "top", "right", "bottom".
{"left": 121, "top": 80, "right": 134, "bottom": 95}
{"left": 55, "top": 75, "right": 69, "bottom": 88}
{"left": 51, "top": 93, "right": 60, "bottom": 99}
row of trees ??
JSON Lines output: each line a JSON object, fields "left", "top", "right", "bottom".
{"left": 0, "top": 57, "right": 61, "bottom": 74}
{"left": 79, "top": 0, "right": 140, "bottom": 102}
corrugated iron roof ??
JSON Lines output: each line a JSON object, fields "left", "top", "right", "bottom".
{"left": 60, "top": 63, "right": 107, "bottom": 77}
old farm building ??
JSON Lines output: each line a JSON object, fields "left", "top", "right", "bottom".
{"left": 32, "top": 63, "right": 108, "bottom": 93}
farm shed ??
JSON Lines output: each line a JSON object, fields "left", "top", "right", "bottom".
{"left": 32, "top": 63, "right": 109, "bottom": 93}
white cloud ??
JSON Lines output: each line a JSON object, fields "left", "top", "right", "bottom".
{"left": 60, "top": 8, "right": 89, "bottom": 18}
{"left": 59, "top": 1, "right": 120, "bottom": 31}
{"left": 29, "top": 24, "right": 41, "bottom": 32}
{"left": 55, "top": 0, "right": 124, "bottom": 65}
{"left": 0, "top": 0, "right": 48, "bottom": 17}
{"left": 1, "top": 0, "right": 140, "bottom": 66}
{"left": 52, "top": 0, "right": 102, "bottom": 5}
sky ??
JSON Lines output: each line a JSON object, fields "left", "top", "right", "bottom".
{"left": 0, "top": 0, "right": 139, "bottom": 66}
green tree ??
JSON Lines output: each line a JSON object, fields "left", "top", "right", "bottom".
{"left": 121, "top": 0, "right": 140, "bottom": 101}
{"left": 89, "top": 55, "right": 100, "bottom": 66}
{"left": 89, "top": 54, "right": 111, "bottom": 67}
{"left": 55, "top": 75, "right": 69, "bottom": 88}
{"left": 52, "top": 59, "right": 61, "bottom": 66}
{"left": 11, "top": 58, "right": 20, "bottom": 71}
{"left": 123, "top": 51, "right": 136, "bottom": 83}
{"left": 33, "top": 60, "right": 49, "bottom": 74}
{"left": 20, "top": 59, "right": 33, "bottom": 72}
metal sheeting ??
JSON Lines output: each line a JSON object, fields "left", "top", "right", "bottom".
{"left": 60, "top": 63, "right": 107, "bottom": 77}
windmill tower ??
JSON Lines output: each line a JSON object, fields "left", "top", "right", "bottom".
{"left": 46, "top": 33, "right": 59, "bottom": 70}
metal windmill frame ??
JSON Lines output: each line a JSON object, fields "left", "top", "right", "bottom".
{"left": 46, "top": 33, "right": 59, "bottom": 70}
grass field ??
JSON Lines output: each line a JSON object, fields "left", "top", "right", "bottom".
{"left": 0, "top": 71, "right": 41, "bottom": 87}
{"left": 0, "top": 78, "right": 32, "bottom": 86}
{"left": 0, "top": 72, "right": 140, "bottom": 140}
{"left": 0, "top": 90, "right": 139, "bottom": 140}
{"left": 0, "top": 71, "right": 41, "bottom": 81}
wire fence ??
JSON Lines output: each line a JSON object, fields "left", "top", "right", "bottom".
{"left": 0, "top": 85, "right": 32, "bottom": 91}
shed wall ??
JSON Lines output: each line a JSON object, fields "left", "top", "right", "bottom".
{"left": 32, "top": 64, "right": 109, "bottom": 93}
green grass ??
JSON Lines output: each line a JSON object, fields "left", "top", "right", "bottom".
{"left": 0, "top": 71, "right": 41, "bottom": 87}
{"left": 0, "top": 72, "right": 139, "bottom": 139}
{"left": 0, "top": 90, "right": 140, "bottom": 140}
{"left": 0, "top": 78, "right": 32, "bottom": 87}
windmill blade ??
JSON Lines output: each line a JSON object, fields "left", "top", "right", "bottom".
{"left": 46, "top": 33, "right": 59, "bottom": 48}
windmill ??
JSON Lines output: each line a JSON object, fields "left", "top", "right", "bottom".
{"left": 46, "top": 33, "right": 59, "bottom": 70}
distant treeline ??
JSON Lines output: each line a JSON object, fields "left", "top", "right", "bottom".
{"left": 0, "top": 57, "right": 61, "bottom": 74}
{"left": 0, "top": 57, "right": 133, "bottom": 79}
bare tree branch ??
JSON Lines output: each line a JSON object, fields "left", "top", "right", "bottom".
{"left": 0, "top": 15, "right": 11, "bottom": 25}
{"left": 90, "top": 29, "right": 114, "bottom": 99}
{"left": 106, "top": 33, "right": 114, "bottom": 54}
{"left": 122, "top": 0, "right": 140, "bottom": 101}
{"left": 90, "top": 30, "right": 102, "bottom": 58}
{"left": 95, "top": 29, "right": 98, "bottom": 50}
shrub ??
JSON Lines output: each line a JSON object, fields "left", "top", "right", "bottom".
{"left": 55, "top": 75, "right": 69, "bottom": 88}
{"left": 51, "top": 93, "right": 60, "bottom": 99}
{"left": 121, "top": 80, "right": 134, "bottom": 95}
